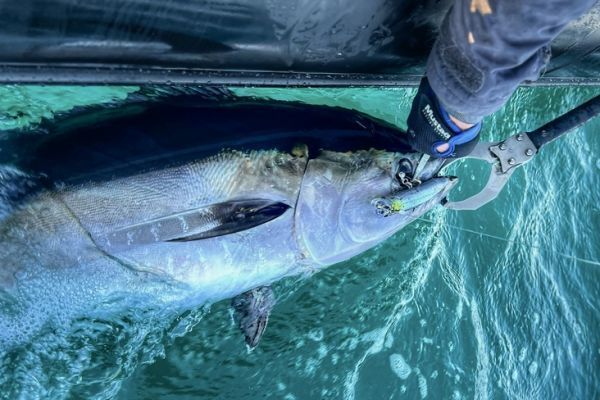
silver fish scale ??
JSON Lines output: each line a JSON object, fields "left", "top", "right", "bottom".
{"left": 59, "top": 149, "right": 306, "bottom": 239}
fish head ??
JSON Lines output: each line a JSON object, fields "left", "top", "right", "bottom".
{"left": 295, "top": 150, "right": 456, "bottom": 266}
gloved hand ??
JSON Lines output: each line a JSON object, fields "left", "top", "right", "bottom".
{"left": 407, "top": 77, "right": 481, "bottom": 158}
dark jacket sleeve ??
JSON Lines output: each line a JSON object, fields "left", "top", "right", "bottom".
{"left": 427, "top": 0, "right": 598, "bottom": 124}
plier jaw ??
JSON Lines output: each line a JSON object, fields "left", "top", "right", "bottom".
{"left": 442, "top": 132, "right": 538, "bottom": 211}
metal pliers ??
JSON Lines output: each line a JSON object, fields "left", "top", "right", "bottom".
{"left": 417, "top": 94, "right": 600, "bottom": 211}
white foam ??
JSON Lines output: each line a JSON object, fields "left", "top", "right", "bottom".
{"left": 417, "top": 372, "right": 428, "bottom": 399}
{"left": 307, "top": 328, "right": 324, "bottom": 342}
{"left": 528, "top": 361, "right": 538, "bottom": 375}
{"left": 471, "top": 297, "right": 490, "bottom": 400}
{"left": 384, "top": 333, "right": 394, "bottom": 349}
{"left": 389, "top": 353, "right": 411, "bottom": 380}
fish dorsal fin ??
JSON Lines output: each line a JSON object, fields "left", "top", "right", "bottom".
{"left": 232, "top": 286, "right": 275, "bottom": 349}
{"left": 104, "top": 199, "right": 289, "bottom": 247}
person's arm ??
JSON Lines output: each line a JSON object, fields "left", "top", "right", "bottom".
{"left": 408, "top": 0, "right": 598, "bottom": 158}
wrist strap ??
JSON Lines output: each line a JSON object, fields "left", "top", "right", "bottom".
{"left": 433, "top": 102, "right": 481, "bottom": 157}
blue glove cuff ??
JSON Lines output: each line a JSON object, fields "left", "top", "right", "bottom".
{"left": 432, "top": 103, "right": 482, "bottom": 157}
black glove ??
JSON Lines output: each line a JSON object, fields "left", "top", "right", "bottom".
{"left": 407, "top": 77, "right": 481, "bottom": 158}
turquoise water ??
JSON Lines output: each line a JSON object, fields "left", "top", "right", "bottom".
{"left": 1, "top": 85, "right": 599, "bottom": 399}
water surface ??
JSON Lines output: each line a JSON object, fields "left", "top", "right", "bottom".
{"left": 1, "top": 85, "right": 599, "bottom": 399}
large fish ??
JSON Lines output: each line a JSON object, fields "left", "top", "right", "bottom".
{"left": 0, "top": 92, "right": 454, "bottom": 348}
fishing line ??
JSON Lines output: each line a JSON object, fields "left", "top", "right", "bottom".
{"left": 417, "top": 217, "right": 600, "bottom": 267}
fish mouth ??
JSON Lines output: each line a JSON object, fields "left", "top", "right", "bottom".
{"left": 440, "top": 176, "right": 459, "bottom": 206}
{"left": 372, "top": 176, "right": 456, "bottom": 217}
{"left": 444, "top": 175, "right": 459, "bottom": 193}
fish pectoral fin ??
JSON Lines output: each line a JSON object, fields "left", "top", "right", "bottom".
{"left": 105, "top": 199, "right": 290, "bottom": 247}
{"left": 232, "top": 286, "right": 275, "bottom": 349}
{"left": 166, "top": 199, "right": 290, "bottom": 242}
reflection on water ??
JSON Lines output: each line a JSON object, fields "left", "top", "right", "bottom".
{"left": 1, "top": 85, "right": 599, "bottom": 399}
